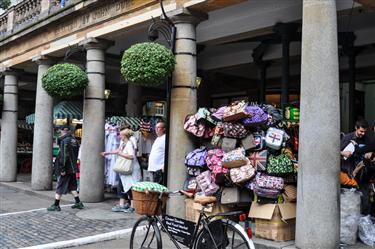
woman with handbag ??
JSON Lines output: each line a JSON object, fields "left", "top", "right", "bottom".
{"left": 101, "top": 128, "right": 141, "bottom": 213}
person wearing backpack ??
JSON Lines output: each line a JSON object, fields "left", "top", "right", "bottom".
{"left": 47, "top": 126, "right": 84, "bottom": 211}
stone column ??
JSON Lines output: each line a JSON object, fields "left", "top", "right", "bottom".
{"left": 296, "top": 1, "right": 340, "bottom": 248}
{"left": 126, "top": 84, "right": 142, "bottom": 116}
{"left": 79, "top": 38, "right": 113, "bottom": 202}
{"left": 167, "top": 9, "right": 207, "bottom": 218}
{"left": 0, "top": 69, "right": 21, "bottom": 182}
{"left": 31, "top": 56, "right": 54, "bottom": 190}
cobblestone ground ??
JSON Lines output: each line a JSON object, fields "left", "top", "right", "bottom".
{"left": 0, "top": 207, "right": 135, "bottom": 249}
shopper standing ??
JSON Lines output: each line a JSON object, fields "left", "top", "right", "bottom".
{"left": 148, "top": 121, "right": 166, "bottom": 185}
{"left": 47, "top": 126, "right": 83, "bottom": 211}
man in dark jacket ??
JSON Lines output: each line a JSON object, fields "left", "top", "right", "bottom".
{"left": 48, "top": 126, "right": 84, "bottom": 211}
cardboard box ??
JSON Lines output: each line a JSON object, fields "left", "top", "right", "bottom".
{"left": 249, "top": 202, "right": 296, "bottom": 241}
{"left": 185, "top": 198, "right": 231, "bottom": 223}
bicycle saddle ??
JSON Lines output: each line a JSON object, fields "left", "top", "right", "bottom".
{"left": 194, "top": 195, "right": 217, "bottom": 205}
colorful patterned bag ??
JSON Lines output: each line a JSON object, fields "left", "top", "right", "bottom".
{"left": 243, "top": 105, "right": 268, "bottom": 127}
{"left": 248, "top": 150, "right": 268, "bottom": 172}
{"left": 255, "top": 173, "right": 284, "bottom": 190}
{"left": 254, "top": 186, "right": 281, "bottom": 199}
{"left": 267, "top": 154, "right": 294, "bottom": 176}
{"left": 223, "top": 101, "right": 248, "bottom": 122}
{"left": 223, "top": 122, "right": 248, "bottom": 138}
{"left": 222, "top": 147, "right": 247, "bottom": 168}
{"left": 205, "top": 149, "right": 228, "bottom": 177}
{"left": 230, "top": 160, "right": 256, "bottom": 183}
{"left": 184, "top": 114, "right": 205, "bottom": 137}
{"left": 197, "top": 107, "right": 218, "bottom": 125}
{"left": 196, "top": 170, "right": 219, "bottom": 196}
{"left": 185, "top": 147, "right": 207, "bottom": 167}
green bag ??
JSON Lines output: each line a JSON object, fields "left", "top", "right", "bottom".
{"left": 267, "top": 154, "right": 294, "bottom": 176}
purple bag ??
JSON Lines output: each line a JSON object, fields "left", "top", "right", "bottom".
{"left": 212, "top": 106, "right": 226, "bottom": 121}
{"left": 223, "top": 122, "right": 248, "bottom": 138}
{"left": 243, "top": 105, "right": 268, "bottom": 126}
{"left": 254, "top": 186, "right": 281, "bottom": 199}
{"left": 185, "top": 148, "right": 207, "bottom": 167}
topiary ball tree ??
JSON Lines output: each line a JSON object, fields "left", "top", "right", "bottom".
{"left": 42, "top": 63, "right": 89, "bottom": 97}
{"left": 121, "top": 42, "right": 175, "bottom": 87}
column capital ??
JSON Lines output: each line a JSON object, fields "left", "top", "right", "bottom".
{"left": 32, "top": 55, "right": 56, "bottom": 65}
{"left": 168, "top": 8, "right": 208, "bottom": 26}
{"left": 79, "top": 37, "right": 114, "bottom": 51}
{"left": 0, "top": 67, "right": 23, "bottom": 76}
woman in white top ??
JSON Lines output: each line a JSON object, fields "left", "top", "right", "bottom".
{"left": 101, "top": 128, "right": 141, "bottom": 212}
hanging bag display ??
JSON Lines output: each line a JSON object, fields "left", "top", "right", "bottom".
{"left": 205, "top": 149, "right": 228, "bottom": 177}
{"left": 266, "top": 154, "right": 294, "bottom": 176}
{"left": 252, "top": 132, "right": 265, "bottom": 151}
{"left": 223, "top": 100, "right": 248, "bottom": 122}
{"left": 254, "top": 186, "right": 281, "bottom": 199}
{"left": 284, "top": 106, "right": 300, "bottom": 122}
{"left": 212, "top": 106, "right": 226, "bottom": 121}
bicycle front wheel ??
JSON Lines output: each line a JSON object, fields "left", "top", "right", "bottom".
{"left": 194, "top": 219, "right": 255, "bottom": 249}
{"left": 130, "top": 216, "right": 162, "bottom": 249}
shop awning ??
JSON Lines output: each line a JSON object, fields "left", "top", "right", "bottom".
{"left": 25, "top": 101, "right": 83, "bottom": 124}
{"left": 0, "top": 120, "right": 33, "bottom": 130}
{"left": 106, "top": 116, "right": 141, "bottom": 130}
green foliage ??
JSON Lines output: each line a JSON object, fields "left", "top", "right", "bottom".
{"left": 121, "top": 42, "right": 175, "bottom": 87}
{"left": 42, "top": 63, "right": 88, "bottom": 97}
{"left": 0, "top": 0, "right": 11, "bottom": 10}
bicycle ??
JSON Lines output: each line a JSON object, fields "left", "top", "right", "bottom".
{"left": 129, "top": 190, "right": 256, "bottom": 249}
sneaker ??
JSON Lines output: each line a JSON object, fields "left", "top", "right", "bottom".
{"left": 112, "top": 205, "right": 127, "bottom": 212}
{"left": 71, "top": 202, "right": 84, "bottom": 209}
{"left": 123, "top": 207, "right": 135, "bottom": 213}
{"left": 47, "top": 204, "right": 61, "bottom": 211}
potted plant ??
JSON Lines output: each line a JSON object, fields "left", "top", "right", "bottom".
{"left": 42, "top": 63, "right": 88, "bottom": 97}
{"left": 121, "top": 42, "right": 175, "bottom": 87}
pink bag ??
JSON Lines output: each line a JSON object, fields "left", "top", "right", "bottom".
{"left": 212, "top": 106, "right": 226, "bottom": 121}
{"left": 196, "top": 170, "right": 219, "bottom": 196}
{"left": 184, "top": 114, "right": 205, "bottom": 137}
{"left": 230, "top": 159, "right": 256, "bottom": 183}
{"left": 255, "top": 173, "right": 284, "bottom": 190}
{"left": 205, "top": 149, "right": 228, "bottom": 177}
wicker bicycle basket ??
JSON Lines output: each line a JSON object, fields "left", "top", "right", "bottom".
{"left": 132, "top": 189, "right": 169, "bottom": 216}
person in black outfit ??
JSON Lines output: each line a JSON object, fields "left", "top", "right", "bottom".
{"left": 47, "top": 126, "right": 84, "bottom": 211}
{"left": 341, "top": 120, "right": 375, "bottom": 215}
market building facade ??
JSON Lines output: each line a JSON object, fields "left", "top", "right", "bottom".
{"left": 1, "top": 0, "right": 375, "bottom": 248}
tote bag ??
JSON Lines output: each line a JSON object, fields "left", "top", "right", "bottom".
{"left": 113, "top": 142, "right": 133, "bottom": 175}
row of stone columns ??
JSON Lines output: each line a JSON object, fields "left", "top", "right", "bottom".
{"left": 0, "top": 1, "right": 341, "bottom": 247}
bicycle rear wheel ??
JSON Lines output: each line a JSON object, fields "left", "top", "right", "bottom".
{"left": 194, "top": 219, "right": 254, "bottom": 249}
{"left": 130, "top": 216, "right": 162, "bottom": 249}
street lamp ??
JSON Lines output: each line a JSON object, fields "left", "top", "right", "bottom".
{"left": 147, "top": 0, "right": 176, "bottom": 187}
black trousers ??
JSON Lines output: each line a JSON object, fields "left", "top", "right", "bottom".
{"left": 153, "top": 170, "right": 163, "bottom": 185}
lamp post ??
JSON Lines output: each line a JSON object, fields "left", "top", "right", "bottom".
{"left": 147, "top": 0, "right": 176, "bottom": 187}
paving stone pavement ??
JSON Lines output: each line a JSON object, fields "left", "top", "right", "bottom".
{"left": 0, "top": 206, "right": 137, "bottom": 249}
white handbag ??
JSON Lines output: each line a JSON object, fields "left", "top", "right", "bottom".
{"left": 265, "top": 127, "right": 285, "bottom": 150}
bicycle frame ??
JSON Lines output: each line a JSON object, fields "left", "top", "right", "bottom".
{"left": 153, "top": 206, "right": 220, "bottom": 249}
